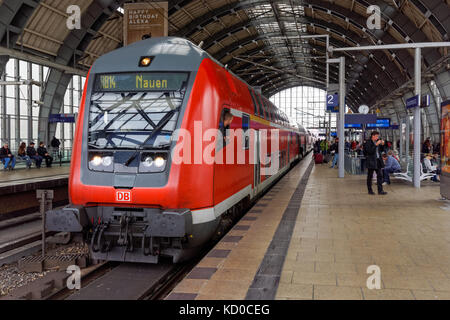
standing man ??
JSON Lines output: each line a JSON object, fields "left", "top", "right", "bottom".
{"left": 330, "top": 138, "right": 339, "bottom": 168}
{"left": 0, "top": 142, "right": 16, "bottom": 170}
{"left": 363, "top": 131, "right": 387, "bottom": 195}
{"left": 50, "top": 136, "right": 60, "bottom": 156}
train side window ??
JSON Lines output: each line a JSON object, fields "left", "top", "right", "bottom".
{"left": 218, "top": 108, "right": 233, "bottom": 150}
{"left": 248, "top": 88, "right": 258, "bottom": 115}
{"left": 264, "top": 100, "right": 271, "bottom": 121}
{"left": 256, "top": 94, "right": 265, "bottom": 118}
{"left": 242, "top": 114, "right": 250, "bottom": 150}
{"left": 267, "top": 104, "right": 271, "bottom": 122}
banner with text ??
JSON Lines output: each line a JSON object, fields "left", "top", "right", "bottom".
{"left": 124, "top": 2, "right": 168, "bottom": 46}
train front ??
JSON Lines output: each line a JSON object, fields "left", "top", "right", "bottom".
{"left": 45, "top": 38, "right": 213, "bottom": 263}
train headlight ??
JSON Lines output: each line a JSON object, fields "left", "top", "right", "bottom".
{"left": 139, "top": 153, "right": 167, "bottom": 173}
{"left": 91, "top": 156, "right": 102, "bottom": 166}
{"left": 143, "top": 156, "right": 153, "bottom": 167}
{"left": 154, "top": 156, "right": 165, "bottom": 168}
{"left": 102, "top": 156, "right": 113, "bottom": 166}
{"left": 88, "top": 152, "right": 114, "bottom": 172}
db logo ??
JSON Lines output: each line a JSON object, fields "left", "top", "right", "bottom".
{"left": 116, "top": 190, "right": 131, "bottom": 202}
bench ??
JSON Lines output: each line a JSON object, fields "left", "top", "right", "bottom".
{"left": 393, "top": 159, "right": 435, "bottom": 182}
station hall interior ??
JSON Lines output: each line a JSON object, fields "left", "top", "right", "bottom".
{"left": 0, "top": 0, "right": 449, "bottom": 302}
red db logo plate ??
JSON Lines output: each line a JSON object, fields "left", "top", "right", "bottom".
{"left": 116, "top": 190, "right": 131, "bottom": 202}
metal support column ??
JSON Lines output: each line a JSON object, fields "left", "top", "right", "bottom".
{"left": 27, "top": 62, "right": 32, "bottom": 142}
{"left": 328, "top": 112, "right": 331, "bottom": 141}
{"left": 14, "top": 59, "right": 20, "bottom": 147}
{"left": 399, "top": 119, "right": 404, "bottom": 160}
{"left": 413, "top": 48, "right": 421, "bottom": 188}
{"left": 405, "top": 116, "right": 410, "bottom": 161}
{"left": 338, "top": 56, "right": 345, "bottom": 178}
{"left": 1, "top": 73, "right": 6, "bottom": 143}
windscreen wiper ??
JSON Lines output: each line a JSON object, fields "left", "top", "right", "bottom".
{"left": 124, "top": 110, "right": 176, "bottom": 166}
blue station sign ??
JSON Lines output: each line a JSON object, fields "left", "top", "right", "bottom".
{"left": 406, "top": 95, "right": 420, "bottom": 109}
{"left": 49, "top": 113, "right": 76, "bottom": 123}
{"left": 326, "top": 93, "right": 339, "bottom": 113}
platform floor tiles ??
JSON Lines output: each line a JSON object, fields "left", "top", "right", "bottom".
{"left": 277, "top": 164, "right": 449, "bottom": 300}
{"left": 168, "top": 158, "right": 312, "bottom": 300}
{"left": 0, "top": 165, "right": 69, "bottom": 185}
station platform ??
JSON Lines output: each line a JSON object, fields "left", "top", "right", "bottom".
{"left": 167, "top": 156, "right": 449, "bottom": 300}
{"left": 0, "top": 166, "right": 69, "bottom": 218}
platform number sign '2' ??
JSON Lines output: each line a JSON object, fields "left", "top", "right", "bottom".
{"left": 327, "top": 93, "right": 339, "bottom": 113}
{"left": 116, "top": 190, "right": 131, "bottom": 202}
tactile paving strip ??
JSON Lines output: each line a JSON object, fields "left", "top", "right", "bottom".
{"left": 245, "top": 160, "right": 314, "bottom": 300}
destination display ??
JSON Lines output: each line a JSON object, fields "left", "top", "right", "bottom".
{"left": 94, "top": 72, "right": 188, "bottom": 92}
{"left": 367, "top": 118, "right": 390, "bottom": 128}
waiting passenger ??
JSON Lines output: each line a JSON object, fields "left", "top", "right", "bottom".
{"left": 330, "top": 138, "right": 339, "bottom": 169}
{"left": 27, "top": 142, "right": 43, "bottom": 168}
{"left": 422, "top": 138, "right": 432, "bottom": 156}
{"left": 363, "top": 131, "right": 387, "bottom": 195}
{"left": 37, "top": 142, "right": 53, "bottom": 168}
{"left": 0, "top": 142, "right": 16, "bottom": 170}
{"left": 17, "top": 142, "right": 32, "bottom": 168}
{"left": 320, "top": 139, "right": 329, "bottom": 156}
{"left": 382, "top": 151, "right": 401, "bottom": 185}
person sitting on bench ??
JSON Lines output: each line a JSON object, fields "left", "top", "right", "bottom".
{"left": 382, "top": 151, "right": 401, "bottom": 185}
{"left": 27, "top": 141, "right": 43, "bottom": 168}
{"left": 0, "top": 142, "right": 16, "bottom": 170}
{"left": 37, "top": 141, "right": 53, "bottom": 168}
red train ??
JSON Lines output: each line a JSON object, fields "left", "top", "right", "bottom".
{"left": 46, "top": 37, "right": 312, "bottom": 263}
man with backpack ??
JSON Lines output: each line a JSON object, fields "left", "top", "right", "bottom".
{"left": 363, "top": 131, "right": 387, "bottom": 195}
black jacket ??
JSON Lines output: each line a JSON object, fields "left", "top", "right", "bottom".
{"left": 27, "top": 146, "right": 37, "bottom": 157}
{"left": 51, "top": 138, "right": 60, "bottom": 148}
{"left": 363, "top": 140, "right": 385, "bottom": 170}
{"left": 331, "top": 142, "right": 339, "bottom": 154}
{"left": 37, "top": 146, "right": 48, "bottom": 157}
{"left": 0, "top": 147, "right": 13, "bottom": 159}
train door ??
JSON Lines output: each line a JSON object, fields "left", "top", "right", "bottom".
{"left": 254, "top": 130, "right": 261, "bottom": 195}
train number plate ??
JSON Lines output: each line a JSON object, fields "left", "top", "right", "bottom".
{"left": 116, "top": 190, "right": 131, "bottom": 202}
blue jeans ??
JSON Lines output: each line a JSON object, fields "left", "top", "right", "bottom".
{"left": 383, "top": 167, "right": 401, "bottom": 183}
{"left": 331, "top": 153, "right": 339, "bottom": 168}
{"left": 30, "top": 155, "right": 43, "bottom": 167}
{"left": 3, "top": 156, "right": 16, "bottom": 169}
{"left": 18, "top": 155, "right": 32, "bottom": 167}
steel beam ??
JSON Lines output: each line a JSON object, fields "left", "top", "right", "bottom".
{"left": 0, "top": 47, "right": 87, "bottom": 76}
{"left": 413, "top": 48, "right": 421, "bottom": 188}
{"left": 331, "top": 42, "right": 450, "bottom": 52}
{"left": 338, "top": 56, "right": 345, "bottom": 178}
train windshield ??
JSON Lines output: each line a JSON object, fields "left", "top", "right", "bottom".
{"left": 88, "top": 72, "right": 189, "bottom": 149}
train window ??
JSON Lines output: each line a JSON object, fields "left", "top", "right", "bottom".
{"left": 264, "top": 100, "right": 271, "bottom": 121}
{"left": 255, "top": 94, "right": 265, "bottom": 119}
{"left": 88, "top": 73, "right": 189, "bottom": 150}
{"left": 242, "top": 114, "right": 250, "bottom": 150}
{"left": 248, "top": 88, "right": 258, "bottom": 115}
{"left": 218, "top": 107, "right": 233, "bottom": 150}
{"left": 264, "top": 101, "right": 271, "bottom": 121}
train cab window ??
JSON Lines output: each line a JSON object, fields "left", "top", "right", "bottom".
{"left": 242, "top": 114, "right": 250, "bottom": 150}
